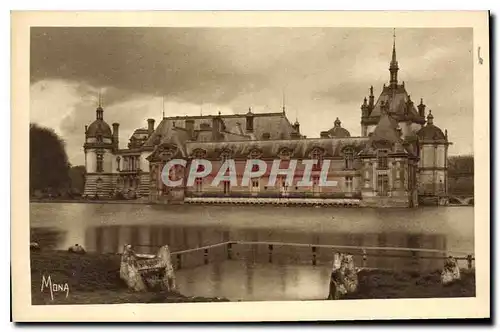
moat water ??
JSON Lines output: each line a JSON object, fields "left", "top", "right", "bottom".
{"left": 30, "top": 203, "right": 474, "bottom": 301}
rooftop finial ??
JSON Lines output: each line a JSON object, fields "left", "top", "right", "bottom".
{"left": 334, "top": 117, "right": 341, "bottom": 127}
{"left": 96, "top": 90, "right": 104, "bottom": 120}
{"left": 427, "top": 110, "right": 434, "bottom": 125}
{"left": 389, "top": 28, "right": 399, "bottom": 88}
{"left": 162, "top": 96, "right": 165, "bottom": 118}
{"left": 282, "top": 89, "right": 286, "bottom": 114}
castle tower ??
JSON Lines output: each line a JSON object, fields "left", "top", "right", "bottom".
{"left": 83, "top": 96, "right": 117, "bottom": 198}
{"left": 416, "top": 110, "right": 453, "bottom": 205}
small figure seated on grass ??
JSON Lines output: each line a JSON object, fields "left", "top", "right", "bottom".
{"left": 68, "top": 243, "right": 86, "bottom": 254}
{"left": 441, "top": 256, "right": 461, "bottom": 285}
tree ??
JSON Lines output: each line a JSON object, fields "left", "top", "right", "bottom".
{"left": 448, "top": 155, "right": 474, "bottom": 177}
{"left": 448, "top": 155, "right": 474, "bottom": 195}
{"left": 69, "top": 165, "right": 86, "bottom": 194}
{"left": 30, "top": 123, "right": 70, "bottom": 195}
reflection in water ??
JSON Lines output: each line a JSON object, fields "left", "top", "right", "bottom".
{"left": 30, "top": 203, "right": 474, "bottom": 300}
{"left": 175, "top": 260, "right": 337, "bottom": 301}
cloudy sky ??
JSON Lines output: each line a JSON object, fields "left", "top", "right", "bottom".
{"left": 30, "top": 27, "right": 473, "bottom": 165}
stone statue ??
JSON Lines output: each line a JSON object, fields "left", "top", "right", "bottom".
{"left": 328, "top": 252, "right": 359, "bottom": 299}
{"left": 120, "top": 244, "right": 147, "bottom": 291}
{"left": 441, "top": 256, "right": 461, "bottom": 285}
{"left": 119, "top": 244, "right": 176, "bottom": 292}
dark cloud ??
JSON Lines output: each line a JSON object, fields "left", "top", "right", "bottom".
{"left": 30, "top": 27, "right": 474, "bottom": 164}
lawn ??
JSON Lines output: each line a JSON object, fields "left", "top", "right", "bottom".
{"left": 30, "top": 250, "right": 475, "bottom": 304}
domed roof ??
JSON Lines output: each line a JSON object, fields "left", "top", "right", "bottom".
{"left": 86, "top": 106, "right": 112, "bottom": 138}
{"left": 416, "top": 110, "right": 446, "bottom": 140}
{"left": 327, "top": 118, "right": 351, "bottom": 138}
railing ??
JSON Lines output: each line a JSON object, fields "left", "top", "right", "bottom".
{"left": 185, "top": 191, "right": 362, "bottom": 199}
{"left": 131, "top": 241, "right": 475, "bottom": 272}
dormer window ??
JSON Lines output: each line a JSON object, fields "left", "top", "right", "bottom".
{"left": 311, "top": 148, "right": 323, "bottom": 171}
{"left": 96, "top": 135, "right": 103, "bottom": 143}
{"left": 220, "top": 150, "right": 232, "bottom": 163}
{"left": 377, "top": 149, "right": 389, "bottom": 170}
{"left": 278, "top": 147, "right": 292, "bottom": 160}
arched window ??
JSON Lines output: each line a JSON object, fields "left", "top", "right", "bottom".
{"left": 377, "top": 150, "right": 389, "bottom": 170}
{"left": 344, "top": 148, "right": 354, "bottom": 169}
{"left": 220, "top": 149, "right": 232, "bottom": 163}
{"left": 96, "top": 153, "right": 104, "bottom": 173}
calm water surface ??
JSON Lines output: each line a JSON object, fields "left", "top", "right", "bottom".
{"left": 30, "top": 203, "right": 474, "bottom": 301}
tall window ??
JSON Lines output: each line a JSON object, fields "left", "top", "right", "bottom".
{"left": 312, "top": 176, "right": 320, "bottom": 193}
{"left": 223, "top": 180, "right": 230, "bottom": 195}
{"left": 377, "top": 174, "right": 389, "bottom": 196}
{"left": 377, "top": 150, "right": 389, "bottom": 170}
{"left": 311, "top": 148, "right": 323, "bottom": 171}
{"left": 344, "top": 148, "right": 354, "bottom": 169}
{"left": 345, "top": 176, "right": 353, "bottom": 192}
{"left": 279, "top": 176, "right": 289, "bottom": 196}
{"left": 96, "top": 153, "right": 103, "bottom": 173}
{"left": 195, "top": 178, "right": 203, "bottom": 193}
{"left": 251, "top": 179, "right": 260, "bottom": 193}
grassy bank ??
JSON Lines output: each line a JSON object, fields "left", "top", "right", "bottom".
{"left": 30, "top": 251, "right": 475, "bottom": 304}
{"left": 30, "top": 251, "right": 228, "bottom": 304}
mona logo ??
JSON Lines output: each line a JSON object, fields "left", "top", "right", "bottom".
{"left": 41, "top": 275, "right": 69, "bottom": 301}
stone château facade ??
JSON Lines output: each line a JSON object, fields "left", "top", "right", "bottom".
{"left": 83, "top": 37, "right": 451, "bottom": 207}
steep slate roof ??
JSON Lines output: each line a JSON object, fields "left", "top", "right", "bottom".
{"left": 185, "top": 137, "right": 369, "bottom": 159}
{"left": 143, "top": 112, "right": 298, "bottom": 147}
{"left": 367, "top": 85, "right": 425, "bottom": 124}
{"left": 360, "top": 112, "right": 416, "bottom": 157}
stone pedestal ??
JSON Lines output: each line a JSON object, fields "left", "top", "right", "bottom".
{"left": 441, "top": 256, "right": 461, "bottom": 285}
{"left": 327, "top": 252, "right": 359, "bottom": 300}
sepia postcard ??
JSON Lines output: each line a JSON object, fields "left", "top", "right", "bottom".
{"left": 11, "top": 11, "right": 490, "bottom": 322}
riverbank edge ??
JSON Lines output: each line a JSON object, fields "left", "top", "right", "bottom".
{"left": 30, "top": 199, "right": 471, "bottom": 207}
{"left": 30, "top": 250, "right": 475, "bottom": 304}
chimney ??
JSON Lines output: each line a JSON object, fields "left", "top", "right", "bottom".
{"left": 417, "top": 98, "right": 426, "bottom": 117}
{"left": 361, "top": 97, "right": 369, "bottom": 117}
{"left": 293, "top": 120, "right": 300, "bottom": 133}
{"left": 147, "top": 119, "right": 155, "bottom": 136}
{"left": 212, "top": 115, "right": 222, "bottom": 141}
{"left": 368, "top": 86, "right": 375, "bottom": 110}
{"left": 246, "top": 107, "right": 254, "bottom": 133}
{"left": 185, "top": 119, "right": 195, "bottom": 139}
{"left": 320, "top": 131, "right": 330, "bottom": 138}
{"left": 112, "top": 123, "right": 119, "bottom": 148}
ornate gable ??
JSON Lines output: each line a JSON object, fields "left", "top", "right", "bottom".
{"left": 277, "top": 147, "right": 293, "bottom": 160}
{"left": 146, "top": 143, "right": 179, "bottom": 162}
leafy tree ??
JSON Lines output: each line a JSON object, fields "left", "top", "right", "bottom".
{"left": 448, "top": 155, "right": 474, "bottom": 177}
{"left": 69, "top": 165, "right": 86, "bottom": 194}
{"left": 448, "top": 155, "right": 474, "bottom": 195}
{"left": 30, "top": 123, "right": 70, "bottom": 195}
